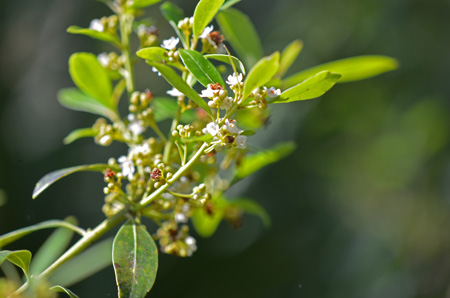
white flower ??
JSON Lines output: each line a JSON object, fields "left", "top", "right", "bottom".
{"left": 225, "top": 119, "right": 242, "bottom": 134}
{"left": 267, "top": 87, "right": 281, "bottom": 98}
{"left": 220, "top": 97, "right": 233, "bottom": 110}
{"left": 161, "top": 37, "right": 179, "bottom": 50}
{"left": 202, "top": 122, "right": 220, "bottom": 136}
{"left": 167, "top": 88, "right": 183, "bottom": 97}
{"left": 97, "top": 53, "right": 110, "bottom": 67}
{"left": 118, "top": 155, "right": 135, "bottom": 179}
{"left": 130, "top": 143, "right": 150, "bottom": 156}
{"left": 185, "top": 236, "right": 197, "bottom": 256}
{"left": 127, "top": 114, "right": 145, "bottom": 135}
{"left": 235, "top": 135, "right": 247, "bottom": 149}
{"left": 174, "top": 213, "right": 188, "bottom": 223}
{"left": 200, "top": 84, "right": 216, "bottom": 98}
{"left": 200, "top": 25, "right": 214, "bottom": 39}
{"left": 152, "top": 67, "right": 162, "bottom": 76}
{"left": 89, "top": 19, "right": 104, "bottom": 32}
{"left": 226, "top": 73, "right": 243, "bottom": 88}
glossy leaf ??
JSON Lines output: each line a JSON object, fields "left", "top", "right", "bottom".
{"left": 67, "top": 26, "right": 121, "bottom": 48}
{"left": 130, "top": 0, "right": 161, "bottom": 9}
{"left": 63, "top": 128, "right": 97, "bottom": 145}
{"left": 277, "top": 40, "right": 303, "bottom": 78}
{"left": 58, "top": 88, "right": 118, "bottom": 121}
{"left": 113, "top": 221, "right": 158, "bottom": 298}
{"left": 30, "top": 217, "right": 77, "bottom": 275}
{"left": 152, "top": 97, "right": 196, "bottom": 123}
{"left": 147, "top": 61, "right": 213, "bottom": 117}
{"left": 192, "top": 0, "right": 225, "bottom": 41}
{"left": 160, "top": 2, "right": 186, "bottom": 48}
{"left": 0, "top": 250, "right": 32, "bottom": 279}
{"left": 204, "top": 54, "right": 246, "bottom": 74}
{"left": 179, "top": 49, "right": 225, "bottom": 87}
{"left": 69, "top": 52, "right": 113, "bottom": 107}
{"left": 220, "top": 0, "right": 241, "bottom": 10}
{"left": 137, "top": 47, "right": 168, "bottom": 63}
{"left": 242, "top": 52, "right": 280, "bottom": 103}
{"left": 282, "top": 55, "right": 398, "bottom": 88}
{"left": 33, "top": 164, "right": 111, "bottom": 199}
{"left": 192, "top": 198, "right": 226, "bottom": 238}
{"left": 274, "top": 71, "right": 341, "bottom": 103}
{"left": 50, "top": 286, "right": 79, "bottom": 298}
{"left": 0, "top": 220, "right": 85, "bottom": 248}
{"left": 229, "top": 198, "right": 271, "bottom": 227}
{"left": 50, "top": 238, "right": 113, "bottom": 287}
{"left": 235, "top": 141, "right": 296, "bottom": 179}
{"left": 216, "top": 8, "right": 263, "bottom": 67}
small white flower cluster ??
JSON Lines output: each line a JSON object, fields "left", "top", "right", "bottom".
{"left": 226, "top": 73, "right": 244, "bottom": 90}
{"left": 203, "top": 119, "right": 247, "bottom": 149}
{"left": 89, "top": 19, "right": 104, "bottom": 32}
{"left": 199, "top": 25, "right": 226, "bottom": 54}
{"left": 167, "top": 88, "right": 184, "bottom": 97}
{"left": 127, "top": 114, "right": 146, "bottom": 136}
{"left": 161, "top": 37, "right": 179, "bottom": 50}
{"left": 184, "top": 236, "right": 197, "bottom": 257}
{"left": 200, "top": 83, "right": 234, "bottom": 110}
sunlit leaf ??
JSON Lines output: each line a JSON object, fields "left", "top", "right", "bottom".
{"left": 216, "top": 8, "right": 263, "bottom": 67}
{"left": 69, "top": 52, "right": 113, "bottom": 107}
{"left": 30, "top": 217, "right": 77, "bottom": 276}
{"left": 242, "top": 52, "right": 280, "bottom": 103}
{"left": 33, "top": 164, "right": 111, "bottom": 199}
{"left": 50, "top": 286, "right": 79, "bottom": 298}
{"left": 235, "top": 142, "right": 296, "bottom": 179}
{"left": 67, "top": 26, "right": 121, "bottom": 48}
{"left": 63, "top": 128, "right": 97, "bottom": 145}
{"left": 58, "top": 88, "right": 118, "bottom": 121}
{"left": 147, "top": 61, "right": 213, "bottom": 117}
{"left": 192, "top": 0, "right": 225, "bottom": 41}
{"left": 152, "top": 97, "right": 196, "bottom": 123}
{"left": 228, "top": 198, "right": 271, "bottom": 227}
{"left": 136, "top": 46, "right": 184, "bottom": 70}
{"left": 192, "top": 197, "right": 227, "bottom": 238}
{"left": 160, "top": 2, "right": 186, "bottom": 48}
{"left": 277, "top": 40, "right": 303, "bottom": 78}
{"left": 113, "top": 221, "right": 158, "bottom": 298}
{"left": 220, "top": 0, "right": 241, "bottom": 10}
{"left": 0, "top": 250, "right": 32, "bottom": 279}
{"left": 273, "top": 71, "right": 341, "bottom": 103}
{"left": 204, "top": 54, "right": 246, "bottom": 75}
{"left": 282, "top": 55, "right": 398, "bottom": 88}
{"left": 130, "top": 0, "right": 161, "bottom": 9}
{"left": 179, "top": 49, "right": 225, "bottom": 87}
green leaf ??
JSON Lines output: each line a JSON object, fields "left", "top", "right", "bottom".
{"left": 49, "top": 238, "right": 113, "bottom": 286}
{"left": 69, "top": 52, "right": 113, "bottom": 107}
{"left": 112, "top": 79, "right": 127, "bottom": 105}
{"left": 220, "top": 0, "right": 241, "bottom": 10}
{"left": 58, "top": 88, "right": 118, "bottom": 121}
{"left": 33, "top": 164, "right": 111, "bottom": 199}
{"left": 282, "top": 55, "right": 398, "bottom": 88}
{"left": 179, "top": 49, "right": 225, "bottom": 87}
{"left": 147, "top": 61, "right": 213, "bottom": 117}
{"left": 273, "top": 71, "right": 341, "bottom": 103}
{"left": 192, "top": 0, "right": 226, "bottom": 41}
{"left": 192, "top": 198, "right": 227, "bottom": 238}
{"left": 152, "top": 97, "right": 196, "bottom": 123}
{"left": 30, "top": 217, "right": 77, "bottom": 276}
{"left": 67, "top": 26, "right": 121, "bottom": 48}
{"left": 242, "top": 52, "right": 280, "bottom": 103}
{"left": 0, "top": 220, "right": 85, "bottom": 249}
{"left": 63, "top": 128, "right": 97, "bottom": 145}
{"left": 160, "top": 2, "right": 186, "bottom": 48}
{"left": 136, "top": 47, "right": 183, "bottom": 70}
{"left": 277, "top": 40, "right": 303, "bottom": 78}
{"left": 113, "top": 221, "right": 158, "bottom": 298}
{"left": 50, "top": 286, "right": 79, "bottom": 298}
{"left": 0, "top": 250, "right": 32, "bottom": 279}
{"left": 204, "top": 54, "right": 246, "bottom": 75}
{"left": 129, "top": 0, "right": 161, "bottom": 9}
{"left": 235, "top": 141, "right": 296, "bottom": 179}
{"left": 229, "top": 198, "right": 271, "bottom": 228}
{"left": 216, "top": 8, "right": 263, "bottom": 67}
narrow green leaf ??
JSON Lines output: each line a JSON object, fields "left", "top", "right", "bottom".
{"left": 50, "top": 286, "right": 79, "bottom": 298}
{"left": 112, "top": 79, "right": 127, "bottom": 105}
{"left": 242, "top": 52, "right": 280, "bottom": 103}
{"left": 67, "top": 26, "right": 121, "bottom": 48}
{"left": 69, "top": 52, "right": 113, "bottom": 107}
{"left": 147, "top": 61, "right": 213, "bottom": 117}
{"left": 282, "top": 55, "right": 398, "bottom": 88}
{"left": 220, "top": 0, "right": 241, "bottom": 11}
{"left": 33, "top": 164, "right": 111, "bottom": 199}
{"left": 229, "top": 198, "right": 271, "bottom": 227}
{"left": 30, "top": 217, "right": 77, "bottom": 275}
{"left": 274, "top": 71, "right": 341, "bottom": 103}
{"left": 152, "top": 97, "right": 196, "bottom": 123}
{"left": 216, "top": 8, "right": 263, "bottom": 67}
{"left": 0, "top": 250, "right": 32, "bottom": 279}
{"left": 49, "top": 238, "right": 113, "bottom": 287}
{"left": 136, "top": 47, "right": 184, "bottom": 70}
{"left": 63, "top": 128, "right": 97, "bottom": 145}
{"left": 58, "top": 88, "right": 118, "bottom": 121}
{"left": 179, "top": 49, "right": 225, "bottom": 87}
{"left": 193, "top": 0, "right": 226, "bottom": 41}
{"left": 130, "top": 0, "right": 161, "bottom": 9}
{"left": 160, "top": 2, "right": 186, "bottom": 48}
{"left": 113, "top": 222, "right": 158, "bottom": 298}
{"left": 235, "top": 142, "right": 296, "bottom": 179}
{"left": 277, "top": 40, "right": 303, "bottom": 78}
{"left": 204, "top": 54, "right": 246, "bottom": 75}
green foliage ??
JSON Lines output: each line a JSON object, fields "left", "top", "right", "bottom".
{"left": 129, "top": 0, "right": 162, "bottom": 9}
{"left": 277, "top": 40, "right": 303, "bottom": 78}
{"left": 0, "top": 250, "right": 32, "bottom": 280}
{"left": 179, "top": 49, "right": 225, "bottom": 87}
{"left": 136, "top": 46, "right": 183, "bottom": 69}
{"left": 63, "top": 127, "right": 98, "bottom": 144}
{"left": 204, "top": 54, "right": 246, "bottom": 74}
{"left": 113, "top": 222, "right": 158, "bottom": 298}
{"left": 192, "top": 199, "right": 225, "bottom": 238}
{"left": 220, "top": 0, "right": 241, "bottom": 10}
{"left": 160, "top": 1, "right": 186, "bottom": 47}
{"left": 50, "top": 286, "right": 79, "bottom": 298}
{"left": 152, "top": 97, "right": 196, "bottom": 123}
{"left": 67, "top": 26, "right": 121, "bottom": 48}
{"left": 192, "top": 0, "right": 225, "bottom": 41}
{"left": 229, "top": 198, "right": 271, "bottom": 227}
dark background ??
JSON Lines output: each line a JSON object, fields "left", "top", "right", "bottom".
{"left": 1, "top": 0, "right": 450, "bottom": 297}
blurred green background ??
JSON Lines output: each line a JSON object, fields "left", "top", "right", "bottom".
{"left": 1, "top": 0, "right": 450, "bottom": 297}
